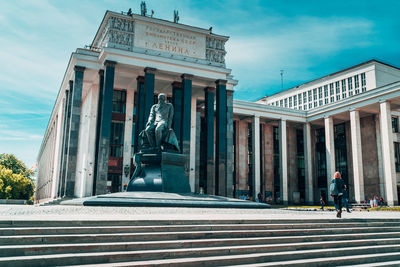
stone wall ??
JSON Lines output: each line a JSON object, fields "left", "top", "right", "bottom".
{"left": 287, "top": 126, "right": 298, "bottom": 203}
{"left": 262, "top": 124, "right": 274, "bottom": 201}
{"left": 236, "top": 120, "right": 249, "bottom": 191}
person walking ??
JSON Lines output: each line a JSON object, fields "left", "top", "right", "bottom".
{"left": 320, "top": 195, "right": 326, "bottom": 210}
{"left": 330, "top": 171, "right": 344, "bottom": 218}
{"left": 343, "top": 185, "right": 351, "bottom": 213}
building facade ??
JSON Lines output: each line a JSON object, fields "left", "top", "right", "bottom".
{"left": 36, "top": 10, "right": 400, "bottom": 206}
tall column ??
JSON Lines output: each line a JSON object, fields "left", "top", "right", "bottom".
{"left": 375, "top": 114, "right": 385, "bottom": 199}
{"left": 181, "top": 74, "right": 193, "bottom": 158}
{"left": 379, "top": 101, "right": 398, "bottom": 206}
{"left": 134, "top": 76, "right": 145, "bottom": 152}
{"left": 122, "top": 85, "right": 135, "bottom": 191}
{"left": 144, "top": 68, "right": 156, "bottom": 123}
{"left": 59, "top": 81, "right": 73, "bottom": 197}
{"left": 279, "top": 119, "right": 288, "bottom": 204}
{"left": 350, "top": 109, "right": 365, "bottom": 203}
{"left": 204, "top": 87, "right": 215, "bottom": 195}
{"left": 303, "top": 122, "right": 314, "bottom": 204}
{"left": 172, "top": 82, "right": 183, "bottom": 148}
{"left": 252, "top": 116, "right": 261, "bottom": 200}
{"left": 65, "top": 66, "right": 85, "bottom": 197}
{"left": 216, "top": 79, "right": 227, "bottom": 196}
{"left": 95, "top": 60, "right": 116, "bottom": 195}
{"left": 189, "top": 96, "right": 197, "bottom": 191}
{"left": 226, "top": 89, "right": 234, "bottom": 197}
{"left": 93, "top": 70, "right": 104, "bottom": 195}
{"left": 324, "top": 116, "right": 336, "bottom": 202}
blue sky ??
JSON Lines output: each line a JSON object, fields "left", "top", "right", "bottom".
{"left": 0, "top": 0, "right": 399, "bottom": 168}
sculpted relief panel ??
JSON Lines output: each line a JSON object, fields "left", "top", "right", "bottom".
{"left": 95, "top": 16, "right": 227, "bottom": 66}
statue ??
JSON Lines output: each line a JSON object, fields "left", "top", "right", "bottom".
{"left": 174, "top": 10, "right": 179, "bottom": 23}
{"left": 140, "top": 93, "right": 180, "bottom": 151}
{"left": 140, "top": 1, "right": 147, "bottom": 16}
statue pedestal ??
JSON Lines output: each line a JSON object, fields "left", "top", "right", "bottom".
{"left": 127, "top": 151, "right": 191, "bottom": 193}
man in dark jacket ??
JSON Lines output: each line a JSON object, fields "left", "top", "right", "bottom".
{"left": 330, "top": 171, "right": 344, "bottom": 218}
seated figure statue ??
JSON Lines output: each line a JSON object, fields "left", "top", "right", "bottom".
{"left": 144, "top": 93, "right": 180, "bottom": 151}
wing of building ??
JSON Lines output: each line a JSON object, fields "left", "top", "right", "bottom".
{"left": 36, "top": 10, "right": 400, "bottom": 206}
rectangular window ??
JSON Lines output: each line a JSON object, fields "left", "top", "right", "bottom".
{"left": 303, "top": 92, "right": 307, "bottom": 103}
{"left": 336, "top": 95, "right": 340, "bottom": 101}
{"left": 330, "top": 96, "right": 334, "bottom": 102}
{"left": 324, "top": 85, "right": 328, "bottom": 97}
{"left": 318, "top": 87, "right": 323, "bottom": 99}
{"left": 362, "top": 87, "right": 366, "bottom": 93}
{"left": 325, "top": 98, "right": 328, "bottom": 104}
{"left": 110, "top": 121, "right": 125, "bottom": 157}
{"left": 313, "top": 88, "right": 317, "bottom": 100}
{"left": 299, "top": 106, "right": 302, "bottom": 110}
{"left": 354, "top": 75, "right": 360, "bottom": 88}
{"left": 341, "top": 79, "right": 347, "bottom": 92}
{"left": 308, "top": 90, "right": 312, "bottom": 102}
{"left": 309, "top": 103, "right": 312, "bottom": 109}
{"left": 329, "top": 83, "right": 334, "bottom": 96}
{"left": 392, "top": 117, "right": 399, "bottom": 133}
{"left": 276, "top": 101, "right": 279, "bottom": 106}
{"left": 348, "top": 77, "right": 353, "bottom": 91}
{"left": 294, "top": 95, "right": 297, "bottom": 107}
{"left": 361, "top": 73, "right": 366, "bottom": 86}
{"left": 298, "top": 93, "right": 302, "bottom": 105}
{"left": 284, "top": 98, "right": 288, "bottom": 107}
{"left": 289, "top": 97, "right": 292, "bottom": 108}
{"left": 112, "top": 90, "right": 126, "bottom": 113}
{"left": 280, "top": 99, "right": 283, "bottom": 106}
{"left": 319, "top": 100, "right": 323, "bottom": 106}
{"left": 303, "top": 105, "right": 307, "bottom": 110}
{"left": 314, "top": 101, "right": 317, "bottom": 108}
{"left": 342, "top": 93, "right": 347, "bottom": 99}
{"left": 335, "top": 81, "right": 340, "bottom": 94}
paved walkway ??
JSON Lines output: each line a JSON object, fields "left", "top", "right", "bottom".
{"left": 0, "top": 204, "right": 399, "bottom": 221}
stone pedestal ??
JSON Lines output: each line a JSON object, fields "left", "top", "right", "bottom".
{"left": 127, "top": 151, "right": 191, "bottom": 193}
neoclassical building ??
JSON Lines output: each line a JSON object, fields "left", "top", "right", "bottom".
{"left": 36, "top": 10, "right": 400, "bottom": 206}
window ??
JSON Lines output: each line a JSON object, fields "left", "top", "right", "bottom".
{"left": 361, "top": 72, "right": 366, "bottom": 92}
{"left": 336, "top": 95, "right": 340, "bottom": 101}
{"left": 303, "top": 92, "right": 307, "bottom": 104}
{"left": 319, "top": 100, "right": 323, "bottom": 106}
{"left": 318, "top": 87, "right": 323, "bottom": 99}
{"left": 280, "top": 99, "right": 283, "bottom": 106}
{"left": 354, "top": 75, "right": 360, "bottom": 88}
{"left": 284, "top": 98, "right": 288, "bottom": 107}
{"left": 342, "top": 93, "right": 346, "bottom": 99}
{"left": 276, "top": 101, "right": 279, "bottom": 106}
{"left": 324, "top": 85, "right": 328, "bottom": 98}
{"left": 335, "top": 81, "right": 340, "bottom": 94}
{"left": 112, "top": 90, "right": 126, "bottom": 113}
{"left": 303, "top": 105, "right": 307, "bottom": 110}
{"left": 294, "top": 95, "right": 297, "bottom": 107}
{"left": 392, "top": 117, "right": 399, "bottom": 133}
{"left": 298, "top": 93, "right": 302, "bottom": 105}
{"left": 314, "top": 101, "right": 317, "bottom": 108}
{"left": 395, "top": 142, "right": 400, "bottom": 172}
{"left": 309, "top": 103, "right": 312, "bottom": 109}
{"left": 289, "top": 97, "right": 292, "bottom": 108}
{"left": 299, "top": 106, "right": 302, "bottom": 110}
{"left": 341, "top": 79, "right": 347, "bottom": 92}
{"left": 110, "top": 121, "right": 125, "bottom": 157}
{"left": 348, "top": 77, "right": 353, "bottom": 91}
{"left": 330, "top": 96, "right": 334, "bottom": 103}
{"left": 329, "top": 83, "right": 334, "bottom": 96}
{"left": 313, "top": 88, "right": 317, "bottom": 100}
{"left": 325, "top": 98, "right": 328, "bottom": 104}
{"left": 308, "top": 90, "right": 312, "bottom": 102}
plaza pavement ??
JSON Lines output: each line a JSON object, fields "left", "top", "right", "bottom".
{"left": 0, "top": 204, "right": 399, "bottom": 221}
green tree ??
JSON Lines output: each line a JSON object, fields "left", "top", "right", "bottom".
{"left": 0, "top": 165, "right": 34, "bottom": 200}
{"left": 0, "top": 153, "right": 33, "bottom": 179}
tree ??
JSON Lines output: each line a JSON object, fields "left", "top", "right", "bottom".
{"left": 0, "top": 165, "right": 34, "bottom": 200}
{"left": 0, "top": 153, "right": 33, "bottom": 179}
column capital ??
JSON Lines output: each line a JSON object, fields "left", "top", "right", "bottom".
{"left": 144, "top": 67, "right": 157, "bottom": 74}
{"left": 226, "top": 89, "right": 234, "bottom": 96}
{"left": 74, "top": 65, "right": 85, "bottom": 72}
{"left": 98, "top": 69, "right": 104, "bottom": 76}
{"left": 204, "top": 86, "right": 215, "bottom": 93}
{"left": 136, "top": 76, "right": 145, "bottom": 83}
{"left": 104, "top": 60, "right": 117, "bottom": 67}
{"left": 172, "top": 81, "right": 182, "bottom": 88}
{"left": 181, "top": 73, "right": 193, "bottom": 80}
{"left": 215, "top": 79, "right": 227, "bottom": 86}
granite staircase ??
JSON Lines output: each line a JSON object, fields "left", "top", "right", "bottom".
{"left": 0, "top": 218, "right": 400, "bottom": 266}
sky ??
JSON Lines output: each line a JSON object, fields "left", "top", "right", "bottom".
{"left": 0, "top": 0, "right": 399, "bottom": 168}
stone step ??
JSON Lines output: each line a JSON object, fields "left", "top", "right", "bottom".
{"left": 1, "top": 218, "right": 399, "bottom": 228}
{"left": 2, "top": 243, "right": 400, "bottom": 267}
{"left": 2, "top": 221, "right": 400, "bottom": 236}
{"left": 1, "top": 226, "right": 400, "bottom": 245}
{"left": 1, "top": 236, "right": 399, "bottom": 258}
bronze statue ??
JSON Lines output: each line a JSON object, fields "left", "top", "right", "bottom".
{"left": 142, "top": 93, "right": 180, "bottom": 151}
